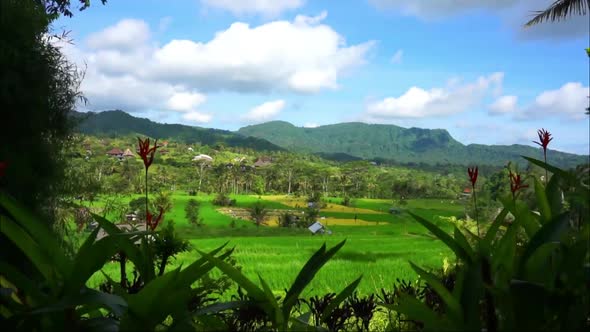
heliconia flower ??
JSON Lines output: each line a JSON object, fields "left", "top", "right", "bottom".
{"left": 0, "top": 161, "right": 6, "bottom": 178}
{"left": 467, "top": 166, "right": 478, "bottom": 187}
{"left": 509, "top": 170, "right": 529, "bottom": 196}
{"left": 137, "top": 137, "right": 158, "bottom": 170}
{"left": 533, "top": 128, "right": 553, "bottom": 155}
{"left": 146, "top": 207, "right": 164, "bottom": 231}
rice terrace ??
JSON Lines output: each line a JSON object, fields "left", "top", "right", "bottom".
{"left": 2, "top": 0, "right": 589, "bottom": 331}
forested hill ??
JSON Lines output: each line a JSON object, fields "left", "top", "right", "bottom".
{"left": 72, "top": 110, "right": 283, "bottom": 151}
{"left": 237, "top": 121, "right": 587, "bottom": 168}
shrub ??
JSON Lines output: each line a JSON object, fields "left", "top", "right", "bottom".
{"left": 212, "top": 192, "right": 235, "bottom": 206}
{"left": 185, "top": 198, "right": 201, "bottom": 226}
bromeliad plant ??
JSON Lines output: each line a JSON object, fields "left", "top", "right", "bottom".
{"left": 391, "top": 130, "right": 590, "bottom": 331}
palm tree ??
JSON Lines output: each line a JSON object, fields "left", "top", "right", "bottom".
{"left": 524, "top": 0, "right": 589, "bottom": 26}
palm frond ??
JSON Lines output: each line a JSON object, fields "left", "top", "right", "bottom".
{"left": 524, "top": 0, "right": 590, "bottom": 27}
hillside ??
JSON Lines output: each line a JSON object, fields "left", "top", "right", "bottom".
{"left": 238, "top": 121, "right": 587, "bottom": 168}
{"left": 73, "top": 110, "right": 283, "bottom": 151}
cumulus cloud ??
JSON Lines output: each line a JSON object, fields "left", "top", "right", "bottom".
{"left": 521, "top": 82, "right": 589, "bottom": 120}
{"left": 242, "top": 100, "right": 286, "bottom": 123}
{"left": 365, "top": 72, "right": 504, "bottom": 118}
{"left": 201, "top": 0, "right": 305, "bottom": 16}
{"left": 390, "top": 49, "right": 403, "bottom": 64}
{"left": 303, "top": 122, "right": 319, "bottom": 128}
{"left": 86, "top": 19, "right": 150, "bottom": 51}
{"left": 166, "top": 92, "right": 207, "bottom": 112}
{"left": 488, "top": 95, "right": 518, "bottom": 115}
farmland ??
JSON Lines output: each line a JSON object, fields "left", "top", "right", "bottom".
{"left": 87, "top": 194, "right": 463, "bottom": 295}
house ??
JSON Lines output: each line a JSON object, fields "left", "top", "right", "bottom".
{"left": 159, "top": 149, "right": 169, "bottom": 155}
{"left": 254, "top": 156, "right": 273, "bottom": 168}
{"left": 192, "top": 154, "right": 213, "bottom": 162}
{"left": 460, "top": 188, "right": 472, "bottom": 198}
{"left": 122, "top": 148, "right": 134, "bottom": 158}
{"left": 106, "top": 148, "right": 123, "bottom": 157}
{"left": 308, "top": 221, "right": 325, "bottom": 234}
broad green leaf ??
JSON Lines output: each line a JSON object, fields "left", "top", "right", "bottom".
{"left": 192, "top": 300, "right": 251, "bottom": 316}
{"left": 387, "top": 294, "right": 451, "bottom": 331}
{"left": 177, "top": 243, "right": 231, "bottom": 288}
{"left": 0, "top": 215, "right": 57, "bottom": 283}
{"left": 258, "top": 274, "right": 283, "bottom": 326}
{"left": 534, "top": 178, "right": 551, "bottom": 224}
{"left": 283, "top": 240, "right": 346, "bottom": 316}
{"left": 545, "top": 174, "right": 563, "bottom": 216}
{"left": 519, "top": 212, "right": 570, "bottom": 271}
{"left": 320, "top": 276, "right": 362, "bottom": 323}
{"left": 0, "top": 192, "right": 69, "bottom": 275}
{"left": 196, "top": 249, "right": 266, "bottom": 301}
{"left": 491, "top": 223, "right": 517, "bottom": 280}
{"left": 521, "top": 156, "right": 575, "bottom": 182}
{"left": 409, "top": 212, "right": 472, "bottom": 263}
{"left": 453, "top": 226, "right": 474, "bottom": 261}
{"left": 409, "top": 262, "right": 463, "bottom": 324}
{"left": 0, "top": 261, "right": 45, "bottom": 304}
{"left": 500, "top": 197, "right": 540, "bottom": 238}
{"left": 31, "top": 287, "right": 127, "bottom": 317}
{"left": 482, "top": 208, "right": 508, "bottom": 249}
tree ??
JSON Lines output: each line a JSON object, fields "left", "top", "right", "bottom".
{"left": 524, "top": 0, "right": 589, "bottom": 26}
{"left": 185, "top": 199, "right": 201, "bottom": 226}
{"left": 249, "top": 201, "right": 268, "bottom": 227}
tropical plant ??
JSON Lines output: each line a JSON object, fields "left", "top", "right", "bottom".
{"left": 524, "top": 0, "right": 589, "bottom": 26}
{"left": 249, "top": 201, "right": 268, "bottom": 227}
{"left": 184, "top": 198, "right": 201, "bottom": 226}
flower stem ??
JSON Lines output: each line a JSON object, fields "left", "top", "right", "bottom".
{"left": 543, "top": 151, "right": 548, "bottom": 185}
{"left": 473, "top": 186, "right": 480, "bottom": 237}
{"left": 145, "top": 168, "right": 148, "bottom": 232}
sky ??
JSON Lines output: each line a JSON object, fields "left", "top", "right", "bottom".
{"left": 55, "top": 0, "right": 590, "bottom": 155}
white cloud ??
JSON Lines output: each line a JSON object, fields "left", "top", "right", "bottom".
{"left": 182, "top": 111, "right": 212, "bottom": 124}
{"left": 150, "top": 13, "right": 374, "bottom": 93}
{"left": 201, "top": 0, "right": 305, "bottom": 16}
{"left": 167, "top": 92, "right": 207, "bottom": 112}
{"left": 158, "top": 16, "right": 173, "bottom": 32}
{"left": 488, "top": 95, "right": 518, "bottom": 115}
{"left": 391, "top": 49, "right": 403, "bottom": 64}
{"left": 86, "top": 19, "right": 150, "bottom": 51}
{"left": 366, "top": 72, "right": 504, "bottom": 118}
{"left": 242, "top": 100, "right": 286, "bottom": 123}
{"left": 522, "top": 82, "right": 589, "bottom": 120}
{"left": 303, "top": 122, "right": 319, "bottom": 128}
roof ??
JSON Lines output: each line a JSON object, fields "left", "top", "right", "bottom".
{"left": 107, "top": 148, "right": 123, "bottom": 155}
{"left": 192, "top": 154, "right": 213, "bottom": 162}
{"left": 254, "top": 157, "right": 273, "bottom": 167}
{"left": 96, "top": 223, "right": 147, "bottom": 244}
{"left": 123, "top": 148, "right": 134, "bottom": 157}
{"left": 463, "top": 188, "right": 472, "bottom": 193}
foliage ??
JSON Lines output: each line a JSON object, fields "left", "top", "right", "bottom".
{"left": 212, "top": 192, "right": 236, "bottom": 206}
{"left": 152, "top": 191, "right": 173, "bottom": 213}
{"left": 249, "top": 201, "right": 268, "bottom": 227}
{"left": 392, "top": 156, "right": 590, "bottom": 331}
{"left": 184, "top": 198, "right": 201, "bottom": 226}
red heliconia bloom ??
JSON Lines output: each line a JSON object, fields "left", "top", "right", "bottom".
{"left": 467, "top": 166, "right": 478, "bottom": 188}
{"left": 0, "top": 161, "right": 7, "bottom": 178}
{"left": 509, "top": 170, "right": 529, "bottom": 196}
{"left": 146, "top": 207, "right": 164, "bottom": 231}
{"left": 137, "top": 137, "right": 158, "bottom": 170}
{"left": 533, "top": 128, "right": 553, "bottom": 154}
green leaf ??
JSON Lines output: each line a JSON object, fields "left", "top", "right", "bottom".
{"left": 545, "top": 174, "right": 563, "bottom": 216}
{"left": 0, "top": 261, "right": 45, "bottom": 305}
{"left": 0, "top": 192, "right": 69, "bottom": 275}
{"left": 409, "top": 262, "right": 463, "bottom": 324}
{"left": 409, "top": 212, "right": 472, "bottom": 263}
{"left": 534, "top": 178, "right": 552, "bottom": 224}
{"left": 283, "top": 240, "right": 346, "bottom": 317}
{"left": 522, "top": 157, "right": 575, "bottom": 182}
{"left": 192, "top": 300, "right": 251, "bottom": 316}
{"left": 0, "top": 215, "right": 57, "bottom": 283}
{"left": 453, "top": 226, "right": 474, "bottom": 261}
{"left": 196, "top": 249, "right": 266, "bottom": 301}
{"left": 519, "top": 212, "right": 570, "bottom": 271}
{"left": 386, "top": 294, "right": 451, "bottom": 331}
{"left": 177, "top": 243, "right": 231, "bottom": 288}
{"left": 32, "top": 287, "right": 127, "bottom": 317}
{"left": 482, "top": 208, "right": 508, "bottom": 249}
{"left": 258, "top": 274, "right": 283, "bottom": 326}
{"left": 320, "top": 276, "right": 362, "bottom": 323}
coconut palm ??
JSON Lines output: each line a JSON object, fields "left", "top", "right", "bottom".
{"left": 525, "top": 0, "right": 589, "bottom": 26}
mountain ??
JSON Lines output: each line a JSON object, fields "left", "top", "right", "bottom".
{"left": 237, "top": 121, "right": 587, "bottom": 168}
{"left": 72, "top": 110, "right": 283, "bottom": 151}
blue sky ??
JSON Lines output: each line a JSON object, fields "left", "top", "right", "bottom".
{"left": 56, "top": 0, "right": 589, "bottom": 154}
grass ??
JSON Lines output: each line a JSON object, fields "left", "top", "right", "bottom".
{"left": 86, "top": 193, "right": 464, "bottom": 296}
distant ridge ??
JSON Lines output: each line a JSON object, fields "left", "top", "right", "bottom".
{"left": 72, "top": 110, "right": 283, "bottom": 151}
{"left": 237, "top": 121, "right": 587, "bottom": 168}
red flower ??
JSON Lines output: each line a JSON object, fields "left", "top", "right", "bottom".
{"left": 467, "top": 166, "right": 478, "bottom": 187}
{"left": 137, "top": 137, "right": 158, "bottom": 170}
{"left": 509, "top": 170, "right": 529, "bottom": 196}
{"left": 146, "top": 207, "right": 164, "bottom": 231}
{"left": 533, "top": 128, "right": 553, "bottom": 155}
{"left": 0, "top": 161, "right": 6, "bottom": 178}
